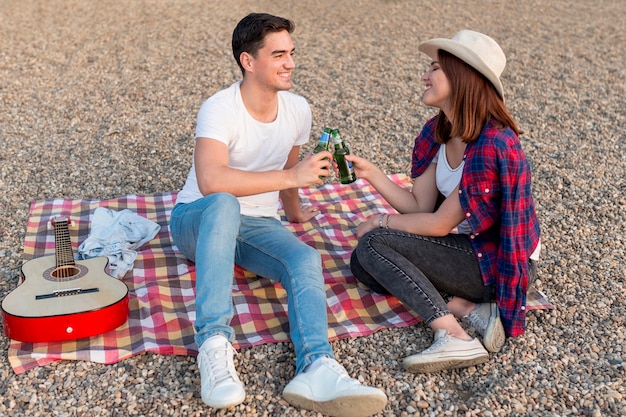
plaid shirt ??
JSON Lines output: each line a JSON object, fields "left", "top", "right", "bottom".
{"left": 411, "top": 116, "right": 540, "bottom": 337}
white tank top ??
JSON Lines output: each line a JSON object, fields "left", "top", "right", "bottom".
{"left": 434, "top": 144, "right": 471, "bottom": 235}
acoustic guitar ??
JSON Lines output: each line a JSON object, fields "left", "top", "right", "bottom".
{"left": 1, "top": 216, "right": 129, "bottom": 342}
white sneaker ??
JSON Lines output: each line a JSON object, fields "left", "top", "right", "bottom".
{"left": 197, "top": 335, "right": 246, "bottom": 409}
{"left": 465, "top": 302, "right": 506, "bottom": 353}
{"left": 402, "top": 329, "right": 489, "bottom": 373}
{"left": 283, "top": 357, "right": 387, "bottom": 417}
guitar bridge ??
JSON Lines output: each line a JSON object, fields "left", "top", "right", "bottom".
{"left": 36, "top": 287, "right": 100, "bottom": 300}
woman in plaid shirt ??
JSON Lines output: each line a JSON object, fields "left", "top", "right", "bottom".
{"left": 347, "top": 30, "right": 541, "bottom": 373}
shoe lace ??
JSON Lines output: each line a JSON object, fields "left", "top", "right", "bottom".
{"left": 422, "top": 332, "right": 451, "bottom": 354}
{"left": 201, "top": 344, "right": 238, "bottom": 385}
{"left": 324, "top": 358, "right": 361, "bottom": 386}
{"left": 466, "top": 307, "right": 488, "bottom": 333}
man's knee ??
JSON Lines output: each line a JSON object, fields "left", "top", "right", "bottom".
{"left": 202, "top": 193, "right": 240, "bottom": 219}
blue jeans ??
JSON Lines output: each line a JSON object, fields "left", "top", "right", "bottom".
{"left": 169, "top": 193, "right": 333, "bottom": 374}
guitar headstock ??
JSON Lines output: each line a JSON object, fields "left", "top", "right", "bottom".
{"left": 47, "top": 216, "right": 77, "bottom": 230}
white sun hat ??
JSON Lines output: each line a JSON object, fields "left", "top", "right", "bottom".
{"left": 418, "top": 30, "right": 506, "bottom": 99}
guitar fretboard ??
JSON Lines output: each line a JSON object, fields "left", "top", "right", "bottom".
{"left": 54, "top": 217, "right": 77, "bottom": 268}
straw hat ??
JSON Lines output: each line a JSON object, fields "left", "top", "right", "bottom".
{"left": 418, "top": 30, "right": 506, "bottom": 99}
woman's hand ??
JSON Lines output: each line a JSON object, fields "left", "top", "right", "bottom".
{"left": 355, "top": 214, "right": 382, "bottom": 239}
{"left": 345, "top": 154, "right": 382, "bottom": 182}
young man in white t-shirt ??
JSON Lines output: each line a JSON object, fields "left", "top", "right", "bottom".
{"left": 170, "top": 13, "right": 387, "bottom": 417}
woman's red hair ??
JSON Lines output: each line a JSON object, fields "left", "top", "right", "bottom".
{"left": 434, "top": 50, "right": 519, "bottom": 143}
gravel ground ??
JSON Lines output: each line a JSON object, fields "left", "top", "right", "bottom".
{"left": 1, "top": 0, "right": 625, "bottom": 416}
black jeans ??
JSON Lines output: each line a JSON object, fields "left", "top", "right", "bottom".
{"left": 351, "top": 228, "right": 536, "bottom": 325}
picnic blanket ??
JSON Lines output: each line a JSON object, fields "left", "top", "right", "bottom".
{"left": 6, "top": 174, "right": 553, "bottom": 374}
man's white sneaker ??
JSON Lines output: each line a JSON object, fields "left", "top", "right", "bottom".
{"left": 282, "top": 357, "right": 387, "bottom": 417}
{"left": 402, "top": 329, "right": 489, "bottom": 373}
{"left": 465, "top": 302, "right": 506, "bottom": 352}
{"left": 197, "top": 335, "right": 246, "bottom": 409}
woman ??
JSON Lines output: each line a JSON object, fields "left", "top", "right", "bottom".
{"left": 347, "top": 30, "right": 541, "bottom": 373}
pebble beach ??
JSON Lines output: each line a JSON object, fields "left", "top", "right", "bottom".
{"left": 1, "top": 0, "right": 625, "bottom": 416}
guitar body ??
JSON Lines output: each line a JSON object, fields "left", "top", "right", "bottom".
{"left": 1, "top": 217, "right": 130, "bottom": 343}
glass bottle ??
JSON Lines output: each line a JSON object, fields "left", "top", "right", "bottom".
{"left": 313, "top": 128, "right": 332, "bottom": 180}
{"left": 313, "top": 128, "right": 332, "bottom": 154}
{"left": 331, "top": 129, "right": 357, "bottom": 184}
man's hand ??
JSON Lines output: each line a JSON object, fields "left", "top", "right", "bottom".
{"left": 285, "top": 204, "right": 320, "bottom": 223}
{"left": 291, "top": 151, "right": 333, "bottom": 187}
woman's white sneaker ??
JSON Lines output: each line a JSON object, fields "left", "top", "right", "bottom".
{"left": 402, "top": 329, "right": 489, "bottom": 373}
{"left": 197, "top": 335, "right": 246, "bottom": 409}
{"left": 283, "top": 357, "right": 388, "bottom": 417}
{"left": 466, "top": 302, "right": 506, "bottom": 353}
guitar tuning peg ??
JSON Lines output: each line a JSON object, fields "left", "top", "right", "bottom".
{"left": 47, "top": 216, "right": 77, "bottom": 230}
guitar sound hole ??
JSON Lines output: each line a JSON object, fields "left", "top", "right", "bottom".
{"left": 44, "top": 264, "right": 88, "bottom": 282}
{"left": 52, "top": 266, "right": 81, "bottom": 279}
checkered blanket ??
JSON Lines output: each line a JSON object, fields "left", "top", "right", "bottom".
{"left": 6, "top": 174, "right": 553, "bottom": 374}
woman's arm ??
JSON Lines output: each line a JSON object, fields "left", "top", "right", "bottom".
{"left": 355, "top": 183, "right": 465, "bottom": 239}
{"left": 347, "top": 154, "right": 439, "bottom": 214}
{"left": 353, "top": 160, "right": 465, "bottom": 239}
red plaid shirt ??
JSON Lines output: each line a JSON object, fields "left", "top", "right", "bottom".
{"left": 411, "top": 116, "right": 541, "bottom": 337}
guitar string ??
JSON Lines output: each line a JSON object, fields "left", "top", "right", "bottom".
{"left": 54, "top": 217, "right": 74, "bottom": 281}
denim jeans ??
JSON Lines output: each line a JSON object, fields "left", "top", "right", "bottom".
{"left": 351, "top": 228, "right": 538, "bottom": 325}
{"left": 169, "top": 193, "right": 333, "bottom": 374}
{"left": 350, "top": 228, "right": 492, "bottom": 325}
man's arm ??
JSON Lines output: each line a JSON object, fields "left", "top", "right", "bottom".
{"left": 280, "top": 146, "right": 323, "bottom": 223}
{"left": 195, "top": 138, "right": 331, "bottom": 199}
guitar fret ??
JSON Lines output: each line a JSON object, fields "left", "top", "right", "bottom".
{"left": 54, "top": 217, "right": 76, "bottom": 269}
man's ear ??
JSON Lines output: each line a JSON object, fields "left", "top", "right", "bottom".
{"left": 240, "top": 52, "right": 254, "bottom": 72}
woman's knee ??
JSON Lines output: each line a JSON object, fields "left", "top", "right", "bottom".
{"left": 350, "top": 246, "right": 368, "bottom": 278}
{"left": 353, "top": 229, "right": 381, "bottom": 260}
{"left": 349, "top": 244, "right": 389, "bottom": 294}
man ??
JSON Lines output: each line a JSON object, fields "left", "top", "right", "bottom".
{"left": 169, "top": 13, "right": 387, "bottom": 417}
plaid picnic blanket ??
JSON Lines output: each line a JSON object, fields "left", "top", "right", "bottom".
{"left": 6, "top": 174, "right": 553, "bottom": 374}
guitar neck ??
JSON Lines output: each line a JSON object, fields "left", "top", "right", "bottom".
{"left": 53, "top": 217, "right": 76, "bottom": 267}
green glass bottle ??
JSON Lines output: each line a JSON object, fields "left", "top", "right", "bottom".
{"left": 331, "top": 129, "right": 357, "bottom": 184}
{"left": 313, "top": 128, "right": 332, "bottom": 154}
{"left": 313, "top": 128, "right": 332, "bottom": 179}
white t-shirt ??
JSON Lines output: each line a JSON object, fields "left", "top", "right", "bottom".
{"left": 176, "top": 81, "right": 312, "bottom": 219}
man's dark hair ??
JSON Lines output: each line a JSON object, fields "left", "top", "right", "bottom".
{"left": 232, "top": 13, "right": 295, "bottom": 75}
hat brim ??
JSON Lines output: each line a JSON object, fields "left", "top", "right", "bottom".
{"left": 418, "top": 38, "right": 504, "bottom": 99}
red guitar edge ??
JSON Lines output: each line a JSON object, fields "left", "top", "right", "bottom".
{"left": 2, "top": 297, "right": 130, "bottom": 343}
{"left": 1, "top": 216, "right": 130, "bottom": 343}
